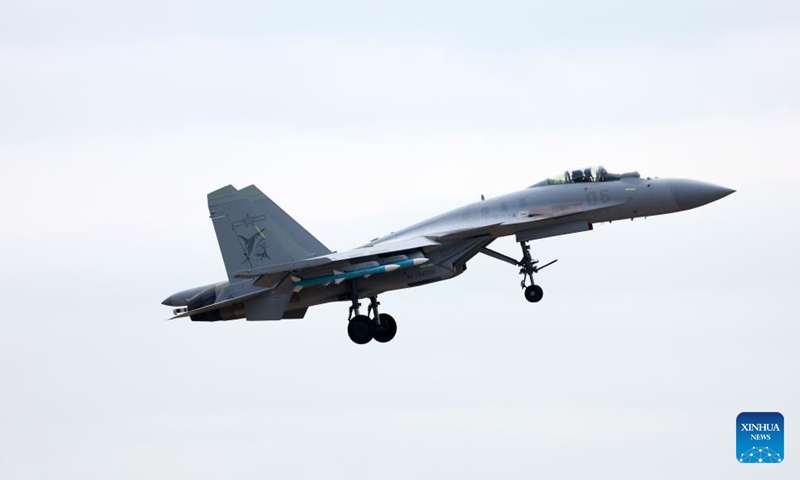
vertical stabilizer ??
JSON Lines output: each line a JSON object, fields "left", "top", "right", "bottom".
{"left": 208, "top": 185, "right": 331, "bottom": 278}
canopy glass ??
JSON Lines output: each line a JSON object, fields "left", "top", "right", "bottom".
{"left": 530, "top": 166, "right": 622, "bottom": 187}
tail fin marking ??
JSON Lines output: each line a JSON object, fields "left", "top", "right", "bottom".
{"left": 208, "top": 185, "right": 331, "bottom": 279}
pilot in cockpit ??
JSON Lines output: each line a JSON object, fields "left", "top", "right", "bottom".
{"left": 571, "top": 168, "right": 595, "bottom": 183}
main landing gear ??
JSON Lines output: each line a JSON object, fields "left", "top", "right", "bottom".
{"left": 347, "top": 294, "right": 397, "bottom": 345}
{"left": 480, "top": 241, "right": 557, "bottom": 303}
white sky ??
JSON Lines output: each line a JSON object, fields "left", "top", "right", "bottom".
{"left": 1, "top": 1, "right": 799, "bottom": 478}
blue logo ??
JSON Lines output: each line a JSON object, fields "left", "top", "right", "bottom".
{"left": 737, "top": 412, "right": 784, "bottom": 463}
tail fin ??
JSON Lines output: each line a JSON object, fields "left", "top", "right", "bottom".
{"left": 208, "top": 185, "right": 332, "bottom": 278}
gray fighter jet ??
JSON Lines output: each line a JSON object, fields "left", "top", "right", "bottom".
{"left": 163, "top": 166, "right": 734, "bottom": 344}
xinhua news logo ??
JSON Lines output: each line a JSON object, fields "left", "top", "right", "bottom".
{"left": 737, "top": 412, "right": 784, "bottom": 464}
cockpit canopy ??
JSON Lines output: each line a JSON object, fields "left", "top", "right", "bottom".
{"left": 530, "top": 166, "right": 638, "bottom": 187}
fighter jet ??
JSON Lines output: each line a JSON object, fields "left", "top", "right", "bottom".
{"left": 163, "top": 166, "right": 734, "bottom": 344}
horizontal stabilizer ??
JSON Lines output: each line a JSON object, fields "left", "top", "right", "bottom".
{"left": 232, "top": 257, "right": 333, "bottom": 279}
{"left": 168, "top": 288, "right": 270, "bottom": 320}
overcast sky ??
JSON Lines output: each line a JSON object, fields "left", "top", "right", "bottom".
{"left": 1, "top": 1, "right": 799, "bottom": 478}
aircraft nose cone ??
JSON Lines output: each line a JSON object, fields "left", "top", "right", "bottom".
{"left": 670, "top": 179, "right": 735, "bottom": 211}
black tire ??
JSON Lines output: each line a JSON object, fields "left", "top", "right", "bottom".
{"left": 524, "top": 285, "right": 544, "bottom": 303}
{"left": 372, "top": 313, "right": 397, "bottom": 343}
{"left": 348, "top": 315, "right": 373, "bottom": 344}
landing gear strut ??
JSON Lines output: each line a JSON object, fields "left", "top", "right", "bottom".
{"left": 518, "top": 242, "right": 543, "bottom": 303}
{"left": 518, "top": 241, "right": 557, "bottom": 303}
{"left": 368, "top": 296, "right": 397, "bottom": 343}
{"left": 346, "top": 284, "right": 397, "bottom": 345}
{"left": 479, "top": 241, "right": 557, "bottom": 303}
{"left": 347, "top": 293, "right": 372, "bottom": 345}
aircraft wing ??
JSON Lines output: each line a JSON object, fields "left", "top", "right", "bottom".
{"left": 234, "top": 236, "right": 441, "bottom": 288}
{"left": 234, "top": 200, "right": 622, "bottom": 289}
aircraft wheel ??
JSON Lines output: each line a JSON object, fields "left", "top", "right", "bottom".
{"left": 372, "top": 313, "right": 397, "bottom": 343}
{"left": 524, "top": 285, "right": 544, "bottom": 303}
{"left": 348, "top": 315, "right": 373, "bottom": 344}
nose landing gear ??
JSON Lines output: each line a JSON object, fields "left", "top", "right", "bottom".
{"left": 524, "top": 284, "right": 544, "bottom": 303}
{"left": 480, "top": 241, "right": 557, "bottom": 303}
{"left": 519, "top": 242, "right": 557, "bottom": 303}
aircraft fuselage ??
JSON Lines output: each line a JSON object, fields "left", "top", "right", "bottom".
{"left": 289, "top": 175, "right": 731, "bottom": 309}
{"left": 163, "top": 172, "right": 734, "bottom": 331}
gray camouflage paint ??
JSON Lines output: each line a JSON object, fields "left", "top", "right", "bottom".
{"left": 163, "top": 171, "right": 734, "bottom": 320}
